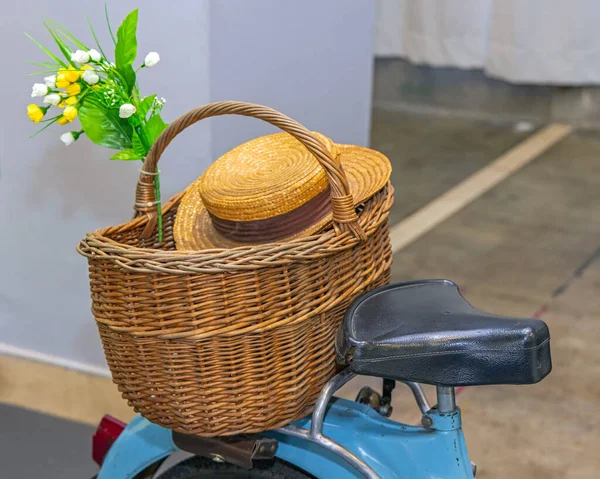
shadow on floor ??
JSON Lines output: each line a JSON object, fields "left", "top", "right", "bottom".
{"left": 0, "top": 404, "right": 96, "bottom": 479}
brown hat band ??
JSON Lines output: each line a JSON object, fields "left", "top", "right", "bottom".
{"left": 209, "top": 187, "right": 332, "bottom": 243}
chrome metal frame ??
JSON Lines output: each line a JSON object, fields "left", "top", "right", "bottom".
{"left": 436, "top": 386, "right": 456, "bottom": 413}
{"left": 276, "top": 369, "right": 381, "bottom": 479}
{"left": 402, "top": 381, "right": 432, "bottom": 414}
{"left": 276, "top": 370, "right": 436, "bottom": 479}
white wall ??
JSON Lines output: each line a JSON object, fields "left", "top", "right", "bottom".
{"left": 0, "top": 0, "right": 211, "bottom": 373}
{"left": 209, "top": 0, "right": 376, "bottom": 157}
{"left": 0, "top": 0, "right": 375, "bottom": 373}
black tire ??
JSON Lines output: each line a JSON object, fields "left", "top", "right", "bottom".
{"left": 157, "top": 456, "right": 315, "bottom": 479}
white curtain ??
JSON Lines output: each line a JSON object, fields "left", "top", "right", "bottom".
{"left": 375, "top": 0, "right": 600, "bottom": 85}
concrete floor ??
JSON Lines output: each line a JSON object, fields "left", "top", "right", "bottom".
{"left": 372, "top": 109, "right": 535, "bottom": 227}
{"left": 0, "top": 404, "right": 96, "bottom": 478}
{"left": 2, "top": 110, "right": 599, "bottom": 477}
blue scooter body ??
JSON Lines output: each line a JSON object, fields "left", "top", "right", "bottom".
{"left": 98, "top": 397, "right": 474, "bottom": 479}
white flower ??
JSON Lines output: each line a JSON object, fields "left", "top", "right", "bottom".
{"left": 60, "top": 132, "right": 75, "bottom": 146}
{"left": 43, "top": 93, "right": 61, "bottom": 106}
{"left": 82, "top": 69, "right": 100, "bottom": 85}
{"left": 71, "top": 49, "right": 90, "bottom": 64}
{"left": 87, "top": 49, "right": 101, "bottom": 62}
{"left": 44, "top": 75, "right": 56, "bottom": 88}
{"left": 31, "top": 83, "right": 49, "bottom": 97}
{"left": 154, "top": 97, "right": 166, "bottom": 107}
{"left": 119, "top": 103, "right": 136, "bottom": 118}
{"left": 144, "top": 52, "right": 160, "bottom": 68}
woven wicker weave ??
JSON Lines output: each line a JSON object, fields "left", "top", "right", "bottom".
{"left": 77, "top": 101, "right": 393, "bottom": 436}
{"left": 199, "top": 132, "right": 338, "bottom": 221}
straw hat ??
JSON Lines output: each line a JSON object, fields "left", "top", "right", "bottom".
{"left": 174, "top": 131, "right": 391, "bottom": 250}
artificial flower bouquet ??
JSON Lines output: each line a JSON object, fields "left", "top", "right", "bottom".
{"left": 27, "top": 7, "right": 167, "bottom": 239}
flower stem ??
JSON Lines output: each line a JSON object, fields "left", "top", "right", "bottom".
{"left": 154, "top": 166, "right": 163, "bottom": 243}
{"left": 134, "top": 122, "right": 163, "bottom": 242}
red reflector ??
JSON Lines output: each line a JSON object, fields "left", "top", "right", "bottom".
{"left": 92, "top": 415, "right": 126, "bottom": 466}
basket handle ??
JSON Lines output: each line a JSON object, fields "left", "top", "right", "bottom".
{"left": 134, "top": 101, "right": 366, "bottom": 241}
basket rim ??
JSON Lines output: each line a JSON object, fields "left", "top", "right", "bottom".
{"left": 77, "top": 183, "right": 393, "bottom": 275}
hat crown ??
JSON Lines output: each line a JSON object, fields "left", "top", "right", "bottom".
{"left": 199, "top": 132, "right": 337, "bottom": 221}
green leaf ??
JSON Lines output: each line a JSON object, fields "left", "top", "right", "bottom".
{"left": 49, "top": 18, "right": 89, "bottom": 50}
{"left": 28, "top": 60, "right": 59, "bottom": 69}
{"left": 105, "top": 4, "right": 117, "bottom": 44}
{"left": 138, "top": 95, "right": 156, "bottom": 119}
{"left": 57, "top": 29, "right": 87, "bottom": 50}
{"left": 87, "top": 16, "right": 108, "bottom": 60}
{"left": 114, "top": 9, "right": 138, "bottom": 93}
{"left": 44, "top": 22, "right": 76, "bottom": 66}
{"left": 146, "top": 114, "right": 168, "bottom": 144}
{"left": 27, "top": 70, "right": 62, "bottom": 76}
{"left": 29, "top": 117, "right": 59, "bottom": 138}
{"left": 110, "top": 148, "right": 142, "bottom": 161}
{"left": 79, "top": 100, "right": 133, "bottom": 150}
{"left": 132, "top": 131, "right": 147, "bottom": 157}
{"left": 25, "top": 33, "right": 67, "bottom": 68}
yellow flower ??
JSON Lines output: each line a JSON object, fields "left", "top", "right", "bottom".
{"left": 64, "top": 96, "right": 77, "bottom": 106}
{"left": 56, "top": 104, "right": 78, "bottom": 124}
{"left": 58, "top": 100, "right": 65, "bottom": 108}
{"left": 27, "top": 104, "right": 45, "bottom": 123}
{"left": 81, "top": 64, "right": 93, "bottom": 71}
{"left": 62, "top": 105, "right": 78, "bottom": 122}
{"left": 56, "top": 73, "right": 70, "bottom": 89}
{"left": 66, "top": 83, "right": 81, "bottom": 96}
{"left": 65, "top": 66, "right": 80, "bottom": 82}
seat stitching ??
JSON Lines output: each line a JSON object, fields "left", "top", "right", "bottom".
{"left": 356, "top": 337, "right": 551, "bottom": 362}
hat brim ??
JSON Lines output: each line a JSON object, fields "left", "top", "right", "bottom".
{"left": 174, "top": 145, "right": 391, "bottom": 251}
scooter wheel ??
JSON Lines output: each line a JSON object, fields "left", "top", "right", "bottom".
{"left": 157, "top": 456, "right": 314, "bottom": 478}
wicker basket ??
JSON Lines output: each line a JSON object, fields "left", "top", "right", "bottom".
{"left": 78, "top": 101, "right": 393, "bottom": 436}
